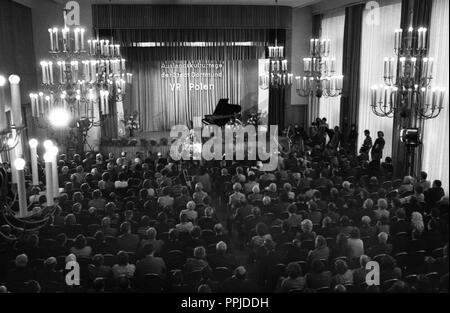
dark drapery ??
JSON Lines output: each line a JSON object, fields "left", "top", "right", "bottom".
{"left": 312, "top": 14, "right": 323, "bottom": 37}
{"left": 0, "top": 0, "right": 36, "bottom": 105}
{"left": 92, "top": 4, "right": 292, "bottom": 30}
{"left": 0, "top": 0, "right": 36, "bottom": 161}
{"left": 268, "top": 89, "right": 285, "bottom": 131}
{"left": 392, "top": 0, "right": 433, "bottom": 177}
{"left": 340, "top": 4, "right": 364, "bottom": 150}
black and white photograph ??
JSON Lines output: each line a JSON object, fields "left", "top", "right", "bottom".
{"left": 0, "top": 0, "right": 448, "bottom": 305}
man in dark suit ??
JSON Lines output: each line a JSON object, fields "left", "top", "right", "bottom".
{"left": 390, "top": 208, "right": 411, "bottom": 236}
{"left": 207, "top": 241, "right": 237, "bottom": 270}
{"left": 116, "top": 222, "right": 139, "bottom": 253}
{"left": 425, "top": 180, "right": 445, "bottom": 208}
{"left": 368, "top": 232, "right": 392, "bottom": 258}
{"left": 135, "top": 243, "right": 167, "bottom": 280}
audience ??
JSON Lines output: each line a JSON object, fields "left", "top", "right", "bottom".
{"left": 0, "top": 118, "right": 448, "bottom": 293}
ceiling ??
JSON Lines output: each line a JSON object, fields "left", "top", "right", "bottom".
{"left": 88, "top": 0, "right": 322, "bottom": 8}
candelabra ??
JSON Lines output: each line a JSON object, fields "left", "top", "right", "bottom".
{"left": 259, "top": 40, "right": 293, "bottom": 90}
{"left": 29, "top": 9, "right": 132, "bottom": 129}
{"left": 370, "top": 27, "right": 445, "bottom": 119}
{"left": 296, "top": 38, "right": 343, "bottom": 98}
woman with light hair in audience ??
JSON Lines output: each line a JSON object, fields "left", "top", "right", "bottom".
{"left": 307, "top": 235, "right": 330, "bottom": 265}
{"left": 229, "top": 183, "right": 245, "bottom": 206}
{"left": 265, "top": 183, "right": 278, "bottom": 199}
{"left": 374, "top": 198, "right": 390, "bottom": 221}
{"left": 298, "top": 219, "right": 316, "bottom": 241}
{"left": 411, "top": 211, "right": 425, "bottom": 235}
{"left": 248, "top": 185, "right": 263, "bottom": 203}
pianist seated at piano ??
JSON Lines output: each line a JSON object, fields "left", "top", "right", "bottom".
{"left": 203, "top": 98, "right": 242, "bottom": 127}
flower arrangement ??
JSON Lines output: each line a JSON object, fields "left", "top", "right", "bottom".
{"left": 121, "top": 115, "right": 140, "bottom": 137}
{"left": 246, "top": 111, "right": 262, "bottom": 126}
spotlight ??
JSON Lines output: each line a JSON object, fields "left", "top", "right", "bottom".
{"left": 76, "top": 117, "right": 92, "bottom": 132}
{"left": 49, "top": 108, "right": 71, "bottom": 128}
{"left": 400, "top": 128, "right": 420, "bottom": 147}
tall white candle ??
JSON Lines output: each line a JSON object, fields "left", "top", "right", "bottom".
{"left": 14, "top": 158, "right": 27, "bottom": 217}
{"left": 29, "top": 139, "right": 39, "bottom": 186}
{"left": 50, "top": 146, "right": 59, "bottom": 197}
{"left": 53, "top": 28, "right": 59, "bottom": 51}
{"left": 74, "top": 28, "right": 80, "bottom": 52}
{"left": 48, "top": 28, "right": 54, "bottom": 51}
{"left": 43, "top": 152, "right": 54, "bottom": 206}
{"left": 80, "top": 28, "right": 85, "bottom": 51}
{"left": 0, "top": 76, "right": 7, "bottom": 133}
{"left": 8, "top": 75, "right": 22, "bottom": 127}
{"left": 48, "top": 61, "right": 54, "bottom": 84}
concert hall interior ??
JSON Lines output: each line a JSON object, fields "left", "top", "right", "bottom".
{"left": 0, "top": 0, "right": 448, "bottom": 295}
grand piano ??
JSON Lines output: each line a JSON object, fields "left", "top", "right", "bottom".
{"left": 202, "top": 98, "right": 241, "bottom": 127}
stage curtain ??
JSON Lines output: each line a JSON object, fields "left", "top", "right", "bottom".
{"left": 422, "top": 0, "right": 449, "bottom": 193}
{"left": 319, "top": 9, "right": 345, "bottom": 130}
{"left": 357, "top": 0, "right": 402, "bottom": 159}
{"left": 127, "top": 58, "right": 258, "bottom": 131}
{"left": 340, "top": 4, "right": 364, "bottom": 150}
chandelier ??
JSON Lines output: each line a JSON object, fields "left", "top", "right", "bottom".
{"left": 258, "top": 0, "right": 293, "bottom": 90}
{"left": 295, "top": 38, "right": 343, "bottom": 98}
{"left": 370, "top": 26, "right": 445, "bottom": 119}
{"left": 29, "top": 9, "right": 132, "bottom": 129}
{"left": 259, "top": 40, "right": 293, "bottom": 90}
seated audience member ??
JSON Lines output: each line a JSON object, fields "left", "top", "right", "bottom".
{"left": 305, "top": 259, "right": 332, "bottom": 290}
{"left": 229, "top": 183, "right": 246, "bottom": 206}
{"left": 222, "top": 266, "right": 259, "bottom": 293}
{"left": 248, "top": 185, "right": 263, "bottom": 203}
{"left": 347, "top": 228, "right": 364, "bottom": 261}
{"left": 193, "top": 183, "right": 208, "bottom": 204}
{"left": 184, "top": 246, "right": 211, "bottom": 274}
{"left": 353, "top": 255, "right": 371, "bottom": 287}
{"left": 307, "top": 236, "right": 330, "bottom": 265}
{"left": 88, "top": 254, "right": 112, "bottom": 281}
{"left": 176, "top": 213, "right": 194, "bottom": 233}
{"left": 198, "top": 207, "right": 218, "bottom": 230}
{"left": 6, "top": 254, "right": 34, "bottom": 292}
{"left": 276, "top": 262, "right": 306, "bottom": 293}
{"left": 331, "top": 259, "right": 354, "bottom": 287}
{"left": 368, "top": 232, "right": 392, "bottom": 258}
{"left": 207, "top": 241, "right": 238, "bottom": 270}
{"left": 359, "top": 216, "right": 377, "bottom": 239}
{"left": 139, "top": 227, "right": 164, "bottom": 256}
{"left": 181, "top": 201, "right": 198, "bottom": 223}
{"left": 117, "top": 222, "right": 140, "bottom": 253}
{"left": 70, "top": 234, "right": 92, "bottom": 258}
{"left": 136, "top": 243, "right": 167, "bottom": 279}
{"left": 112, "top": 251, "right": 136, "bottom": 279}
{"left": 157, "top": 187, "right": 174, "bottom": 209}
{"left": 251, "top": 223, "right": 272, "bottom": 249}
{"left": 379, "top": 255, "right": 402, "bottom": 283}
{"left": 298, "top": 219, "right": 316, "bottom": 241}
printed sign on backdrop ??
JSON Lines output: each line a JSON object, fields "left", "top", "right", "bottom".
{"left": 160, "top": 61, "right": 224, "bottom": 91}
